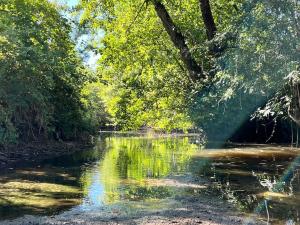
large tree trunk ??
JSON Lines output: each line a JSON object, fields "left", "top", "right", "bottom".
{"left": 199, "top": 0, "right": 217, "bottom": 40}
{"left": 152, "top": 1, "right": 205, "bottom": 82}
{"left": 199, "top": 0, "right": 224, "bottom": 57}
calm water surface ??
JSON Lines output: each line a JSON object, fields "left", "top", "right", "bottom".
{"left": 0, "top": 135, "right": 299, "bottom": 224}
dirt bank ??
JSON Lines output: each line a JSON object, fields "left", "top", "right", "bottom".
{"left": 0, "top": 193, "right": 267, "bottom": 225}
{"left": 0, "top": 141, "right": 93, "bottom": 171}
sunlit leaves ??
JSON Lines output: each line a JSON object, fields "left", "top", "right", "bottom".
{"left": 78, "top": 0, "right": 299, "bottom": 138}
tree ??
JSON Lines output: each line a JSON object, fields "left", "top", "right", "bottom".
{"left": 190, "top": 0, "right": 300, "bottom": 141}
{"left": 78, "top": 0, "right": 299, "bottom": 142}
{"left": 0, "top": 0, "right": 95, "bottom": 144}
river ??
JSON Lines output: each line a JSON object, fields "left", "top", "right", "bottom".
{"left": 0, "top": 135, "right": 299, "bottom": 224}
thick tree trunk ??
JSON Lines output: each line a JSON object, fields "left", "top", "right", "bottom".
{"left": 199, "top": 0, "right": 217, "bottom": 40}
{"left": 152, "top": 1, "right": 205, "bottom": 82}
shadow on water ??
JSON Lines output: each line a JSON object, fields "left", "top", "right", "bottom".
{"left": 0, "top": 136, "right": 300, "bottom": 225}
{"left": 0, "top": 144, "right": 107, "bottom": 220}
{"left": 190, "top": 146, "right": 300, "bottom": 224}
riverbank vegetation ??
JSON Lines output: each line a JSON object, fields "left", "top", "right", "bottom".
{"left": 0, "top": 0, "right": 104, "bottom": 146}
{"left": 78, "top": 0, "right": 299, "bottom": 143}
{"left": 1, "top": 0, "right": 299, "bottom": 147}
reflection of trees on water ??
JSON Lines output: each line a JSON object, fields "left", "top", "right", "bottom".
{"left": 80, "top": 137, "right": 199, "bottom": 204}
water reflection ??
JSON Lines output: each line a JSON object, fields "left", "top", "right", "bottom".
{"left": 0, "top": 136, "right": 200, "bottom": 219}
{"left": 0, "top": 137, "right": 300, "bottom": 225}
{"left": 80, "top": 137, "right": 199, "bottom": 206}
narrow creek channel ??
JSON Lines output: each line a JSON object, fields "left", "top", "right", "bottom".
{"left": 0, "top": 135, "right": 299, "bottom": 224}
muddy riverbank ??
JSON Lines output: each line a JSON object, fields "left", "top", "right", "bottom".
{"left": 0, "top": 187, "right": 266, "bottom": 225}
{"left": 0, "top": 141, "right": 93, "bottom": 171}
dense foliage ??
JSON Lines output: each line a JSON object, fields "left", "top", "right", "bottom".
{"left": 0, "top": 0, "right": 100, "bottom": 145}
{"left": 79, "top": 0, "right": 299, "bottom": 141}
{"left": 1, "top": 0, "right": 299, "bottom": 145}
{"left": 190, "top": 0, "right": 300, "bottom": 140}
{"left": 79, "top": 0, "right": 199, "bottom": 131}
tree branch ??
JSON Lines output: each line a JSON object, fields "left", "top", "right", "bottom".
{"left": 199, "top": 0, "right": 226, "bottom": 57}
{"left": 152, "top": 0, "right": 205, "bottom": 82}
{"left": 199, "top": 0, "right": 217, "bottom": 40}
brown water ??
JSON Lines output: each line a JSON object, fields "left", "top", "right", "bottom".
{"left": 0, "top": 136, "right": 299, "bottom": 224}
